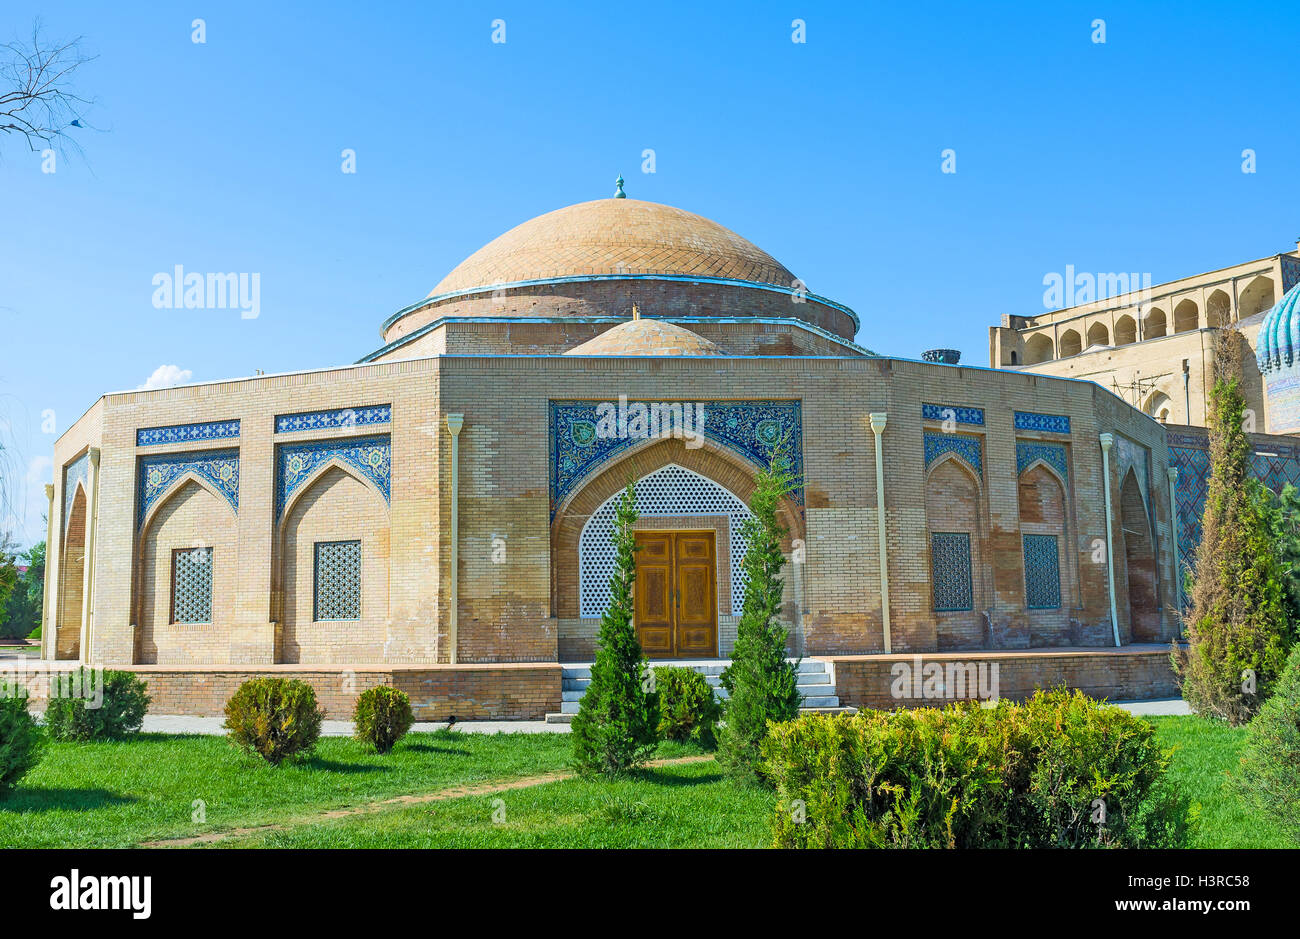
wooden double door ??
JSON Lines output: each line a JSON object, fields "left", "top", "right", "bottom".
{"left": 634, "top": 531, "right": 717, "bottom": 657}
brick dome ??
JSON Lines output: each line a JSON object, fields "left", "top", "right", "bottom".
{"left": 428, "top": 198, "right": 797, "bottom": 297}
{"left": 563, "top": 318, "right": 725, "bottom": 356}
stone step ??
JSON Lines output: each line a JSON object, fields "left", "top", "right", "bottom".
{"left": 545, "top": 712, "right": 574, "bottom": 724}
{"left": 799, "top": 705, "right": 857, "bottom": 715}
{"left": 561, "top": 700, "right": 581, "bottom": 714}
{"left": 562, "top": 690, "right": 585, "bottom": 702}
{"left": 800, "top": 695, "right": 840, "bottom": 708}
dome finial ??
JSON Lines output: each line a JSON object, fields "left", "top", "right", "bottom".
{"left": 614, "top": 174, "right": 626, "bottom": 198}
{"left": 631, "top": 302, "right": 640, "bottom": 321}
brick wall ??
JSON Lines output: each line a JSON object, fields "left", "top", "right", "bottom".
{"left": 827, "top": 646, "right": 1178, "bottom": 709}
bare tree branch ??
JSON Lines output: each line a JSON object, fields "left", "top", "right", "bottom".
{"left": 0, "top": 19, "right": 96, "bottom": 158}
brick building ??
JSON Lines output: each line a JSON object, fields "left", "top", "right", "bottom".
{"left": 40, "top": 187, "right": 1185, "bottom": 717}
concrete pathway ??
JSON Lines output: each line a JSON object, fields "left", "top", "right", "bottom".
{"left": 139, "top": 696, "right": 1191, "bottom": 734}
{"left": 1108, "top": 698, "right": 1193, "bottom": 716}
{"left": 141, "top": 715, "right": 568, "bottom": 735}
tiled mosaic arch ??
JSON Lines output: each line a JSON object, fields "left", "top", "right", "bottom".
{"left": 550, "top": 399, "right": 803, "bottom": 520}
{"left": 578, "top": 464, "right": 754, "bottom": 618}
{"left": 276, "top": 436, "right": 391, "bottom": 520}
{"left": 137, "top": 451, "right": 240, "bottom": 529}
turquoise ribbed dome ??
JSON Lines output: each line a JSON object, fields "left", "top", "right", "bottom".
{"left": 1257, "top": 283, "right": 1300, "bottom": 373}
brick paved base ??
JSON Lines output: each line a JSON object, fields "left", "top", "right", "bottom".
{"left": 824, "top": 644, "right": 1179, "bottom": 710}
{"left": 19, "top": 662, "right": 562, "bottom": 721}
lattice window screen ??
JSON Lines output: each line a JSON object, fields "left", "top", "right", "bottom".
{"left": 314, "top": 540, "right": 361, "bottom": 621}
{"left": 1023, "top": 534, "right": 1062, "bottom": 609}
{"left": 579, "top": 464, "right": 754, "bottom": 618}
{"left": 930, "top": 532, "right": 973, "bottom": 612}
{"left": 172, "top": 547, "right": 213, "bottom": 624}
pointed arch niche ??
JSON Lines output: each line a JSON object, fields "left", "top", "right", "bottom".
{"left": 135, "top": 477, "right": 238, "bottom": 664}
{"left": 276, "top": 460, "right": 391, "bottom": 664}
{"left": 1016, "top": 442, "right": 1078, "bottom": 645}
{"left": 924, "top": 449, "right": 989, "bottom": 651}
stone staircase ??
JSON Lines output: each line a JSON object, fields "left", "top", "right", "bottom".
{"left": 545, "top": 658, "right": 855, "bottom": 724}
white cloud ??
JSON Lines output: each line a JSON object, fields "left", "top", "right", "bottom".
{"left": 139, "top": 364, "right": 193, "bottom": 390}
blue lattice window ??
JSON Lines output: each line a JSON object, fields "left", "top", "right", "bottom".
{"left": 171, "top": 547, "right": 213, "bottom": 624}
{"left": 1023, "top": 534, "right": 1061, "bottom": 610}
{"left": 931, "top": 532, "right": 973, "bottom": 612}
{"left": 314, "top": 540, "right": 361, "bottom": 621}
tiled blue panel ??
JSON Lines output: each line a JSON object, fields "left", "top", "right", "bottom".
{"left": 922, "top": 403, "right": 985, "bottom": 426}
{"left": 923, "top": 432, "right": 983, "bottom": 475}
{"left": 549, "top": 400, "right": 803, "bottom": 518}
{"left": 275, "top": 405, "right": 392, "bottom": 434}
{"left": 63, "top": 452, "right": 88, "bottom": 528}
{"left": 931, "top": 531, "right": 973, "bottom": 612}
{"left": 1168, "top": 431, "right": 1300, "bottom": 609}
{"left": 277, "top": 435, "right": 391, "bottom": 518}
{"left": 1023, "top": 534, "right": 1062, "bottom": 609}
{"left": 1014, "top": 411, "right": 1071, "bottom": 434}
{"left": 138, "top": 450, "right": 240, "bottom": 528}
{"left": 137, "top": 420, "right": 240, "bottom": 447}
{"left": 1282, "top": 254, "right": 1300, "bottom": 294}
{"left": 1016, "top": 441, "right": 1068, "bottom": 480}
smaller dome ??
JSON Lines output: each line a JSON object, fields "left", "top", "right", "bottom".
{"left": 1257, "top": 283, "right": 1300, "bottom": 373}
{"left": 564, "top": 319, "right": 725, "bottom": 356}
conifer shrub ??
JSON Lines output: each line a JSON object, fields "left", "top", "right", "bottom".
{"left": 223, "top": 677, "right": 324, "bottom": 766}
{"left": 1233, "top": 644, "right": 1300, "bottom": 845}
{"left": 718, "top": 446, "right": 802, "bottom": 782}
{"left": 763, "top": 689, "right": 1190, "bottom": 849}
{"left": 1175, "top": 329, "right": 1296, "bottom": 724}
{"left": 353, "top": 686, "right": 414, "bottom": 754}
{"left": 570, "top": 481, "right": 660, "bottom": 775}
{"left": 654, "top": 666, "right": 721, "bottom": 747}
{"left": 0, "top": 686, "right": 43, "bottom": 797}
{"left": 44, "top": 668, "right": 150, "bottom": 741}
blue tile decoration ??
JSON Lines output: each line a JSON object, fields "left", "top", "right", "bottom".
{"left": 138, "top": 450, "right": 239, "bottom": 528}
{"left": 930, "top": 531, "right": 973, "bottom": 612}
{"left": 1168, "top": 430, "right": 1300, "bottom": 609}
{"left": 277, "top": 435, "right": 391, "bottom": 518}
{"left": 923, "top": 432, "right": 983, "bottom": 475}
{"left": 1016, "top": 441, "right": 1068, "bottom": 480}
{"left": 922, "top": 403, "right": 985, "bottom": 426}
{"left": 1023, "top": 534, "right": 1062, "bottom": 609}
{"left": 276, "top": 405, "right": 391, "bottom": 434}
{"left": 1014, "top": 411, "right": 1071, "bottom": 434}
{"left": 136, "top": 420, "right": 240, "bottom": 447}
{"left": 549, "top": 400, "right": 803, "bottom": 517}
{"left": 62, "top": 452, "right": 89, "bottom": 530}
{"left": 1282, "top": 253, "right": 1300, "bottom": 294}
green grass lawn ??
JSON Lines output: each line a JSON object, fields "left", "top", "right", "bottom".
{"left": 0, "top": 714, "right": 1287, "bottom": 848}
{"left": 1147, "top": 716, "right": 1290, "bottom": 849}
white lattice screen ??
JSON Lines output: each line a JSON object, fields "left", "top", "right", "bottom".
{"left": 578, "top": 464, "right": 754, "bottom": 617}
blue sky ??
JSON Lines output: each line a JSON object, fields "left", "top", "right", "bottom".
{"left": 3, "top": 0, "right": 1299, "bottom": 546}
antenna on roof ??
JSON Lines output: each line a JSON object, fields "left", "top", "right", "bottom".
{"left": 614, "top": 174, "right": 626, "bottom": 199}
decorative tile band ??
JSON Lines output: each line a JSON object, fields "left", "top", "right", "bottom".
{"left": 62, "top": 452, "right": 89, "bottom": 530}
{"left": 922, "top": 403, "right": 985, "bottom": 426}
{"left": 1014, "top": 411, "right": 1070, "bottom": 434}
{"left": 275, "top": 405, "right": 392, "bottom": 434}
{"left": 136, "top": 420, "right": 241, "bottom": 447}
{"left": 1016, "top": 441, "right": 1068, "bottom": 480}
{"left": 549, "top": 399, "right": 803, "bottom": 517}
{"left": 138, "top": 450, "right": 239, "bottom": 529}
{"left": 923, "top": 432, "right": 983, "bottom": 475}
{"left": 277, "top": 435, "right": 391, "bottom": 519}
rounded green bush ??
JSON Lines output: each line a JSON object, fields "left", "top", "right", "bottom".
{"left": 44, "top": 668, "right": 150, "bottom": 741}
{"left": 762, "top": 688, "right": 1191, "bottom": 849}
{"left": 1234, "top": 644, "right": 1300, "bottom": 845}
{"left": 223, "top": 677, "right": 324, "bottom": 766}
{"left": 0, "top": 688, "right": 44, "bottom": 796}
{"left": 654, "top": 666, "right": 722, "bottom": 748}
{"left": 353, "top": 686, "right": 414, "bottom": 754}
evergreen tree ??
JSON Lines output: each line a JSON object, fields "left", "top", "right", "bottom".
{"left": 718, "top": 446, "right": 802, "bottom": 782}
{"left": 1175, "top": 328, "right": 1296, "bottom": 724}
{"left": 570, "top": 480, "right": 660, "bottom": 775}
